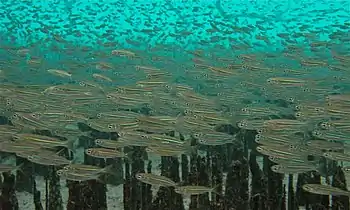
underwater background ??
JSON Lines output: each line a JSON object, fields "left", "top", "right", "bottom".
{"left": 0, "top": 0, "right": 350, "bottom": 210}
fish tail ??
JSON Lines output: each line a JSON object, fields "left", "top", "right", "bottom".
{"left": 96, "top": 176, "right": 106, "bottom": 184}
{"left": 184, "top": 139, "right": 197, "bottom": 155}
{"left": 174, "top": 114, "right": 185, "bottom": 134}
{"left": 14, "top": 163, "right": 25, "bottom": 174}
{"left": 211, "top": 184, "right": 222, "bottom": 197}
{"left": 124, "top": 151, "right": 135, "bottom": 164}
{"left": 66, "top": 139, "right": 76, "bottom": 158}
{"left": 103, "top": 164, "right": 119, "bottom": 177}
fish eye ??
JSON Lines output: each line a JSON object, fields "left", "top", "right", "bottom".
{"left": 314, "top": 107, "right": 323, "bottom": 112}
{"left": 86, "top": 149, "right": 93, "bottom": 154}
{"left": 255, "top": 134, "right": 262, "bottom": 141}
{"left": 269, "top": 156, "right": 277, "bottom": 161}
{"left": 6, "top": 99, "right": 11, "bottom": 105}
{"left": 198, "top": 139, "right": 206, "bottom": 144}
{"left": 343, "top": 167, "right": 350, "bottom": 172}
{"left": 323, "top": 153, "right": 330, "bottom": 158}
{"left": 271, "top": 165, "right": 279, "bottom": 171}
{"left": 79, "top": 81, "right": 85, "bottom": 86}
{"left": 57, "top": 171, "right": 62, "bottom": 175}
{"left": 320, "top": 122, "right": 329, "bottom": 129}
{"left": 241, "top": 107, "right": 248, "bottom": 112}
{"left": 174, "top": 187, "right": 182, "bottom": 193}
{"left": 303, "top": 185, "right": 310, "bottom": 190}
{"left": 312, "top": 130, "right": 321, "bottom": 137}
{"left": 287, "top": 97, "right": 295, "bottom": 103}
{"left": 106, "top": 95, "right": 112, "bottom": 99}
{"left": 289, "top": 145, "right": 298, "bottom": 150}
{"left": 193, "top": 113, "right": 200, "bottom": 118}
{"left": 108, "top": 124, "right": 114, "bottom": 129}
{"left": 295, "top": 112, "right": 302, "bottom": 118}
{"left": 96, "top": 113, "right": 102, "bottom": 118}
{"left": 237, "top": 120, "right": 246, "bottom": 128}
{"left": 256, "top": 128, "right": 264, "bottom": 134}
{"left": 135, "top": 173, "right": 143, "bottom": 179}
{"left": 95, "top": 139, "right": 102, "bottom": 144}
{"left": 165, "top": 84, "right": 171, "bottom": 89}
{"left": 237, "top": 122, "right": 244, "bottom": 128}
{"left": 214, "top": 83, "right": 221, "bottom": 88}
{"left": 193, "top": 133, "right": 201, "bottom": 138}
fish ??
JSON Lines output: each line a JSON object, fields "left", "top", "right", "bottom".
{"left": 57, "top": 169, "right": 102, "bottom": 182}
{"left": 47, "top": 69, "right": 72, "bottom": 78}
{"left": 0, "top": 163, "right": 24, "bottom": 174}
{"left": 194, "top": 131, "right": 237, "bottom": 146}
{"left": 85, "top": 148, "right": 127, "bottom": 159}
{"left": 302, "top": 184, "right": 350, "bottom": 196}
{"left": 94, "top": 139, "right": 127, "bottom": 149}
{"left": 92, "top": 73, "right": 113, "bottom": 82}
{"left": 266, "top": 77, "right": 309, "bottom": 87}
{"left": 271, "top": 163, "right": 319, "bottom": 174}
{"left": 135, "top": 173, "right": 177, "bottom": 187}
{"left": 63, "top": 164, "right": 116, "bottom": 176}
{"left": 0, "top": 140, "right": 41, "bottom": 154}
{"left": 323, "top": 151, "right": 350, "bottom": 162}
{"left": 27, "top": 153, "right": 71, "bottom": 166}
{"left": 13, "top": 133, "right": 75, "bottom": 154}
{"left": 174, "top": 185, "right": 220, "bottom": 196}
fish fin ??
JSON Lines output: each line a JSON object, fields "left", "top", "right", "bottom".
{"left": 315, "top": 161, "right": 331, "bottom": 177}
{"left": 66, "top": 139, "right": 77, "bottom": 158}
{"left": 56, "top": 148, "right": 66, "bottom": 155}
{"left": 13, "top": 163, "right": 25, "bottom": 174}
{"left": 96, "top": 176, "right": 106, "bottom": 184}
{"left": 151, "top": 185, "right": 160, "bottom": 193}
{"left": 103, "top": 164, "right": 118, "bottom": 176}
{"left": 210, "top": 183, "right": 222, "bottom": 197}
{"left": 69, "top": 154, "right": 79, "bottom": 164}
{"left": 174, "top": 114, "right": 185, "bottom": 134}
{"left": 123, "top": 151, "right": 135, "bottom": 164}
{"left": 182, "top": 139, "right": 197, "bottom": 156}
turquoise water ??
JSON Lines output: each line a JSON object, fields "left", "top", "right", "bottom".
{"left": 1, "top": 0, "right": 350, "bottom": 209}
{"left": 0, "top": 0, "right": 349, "bottom": 86}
